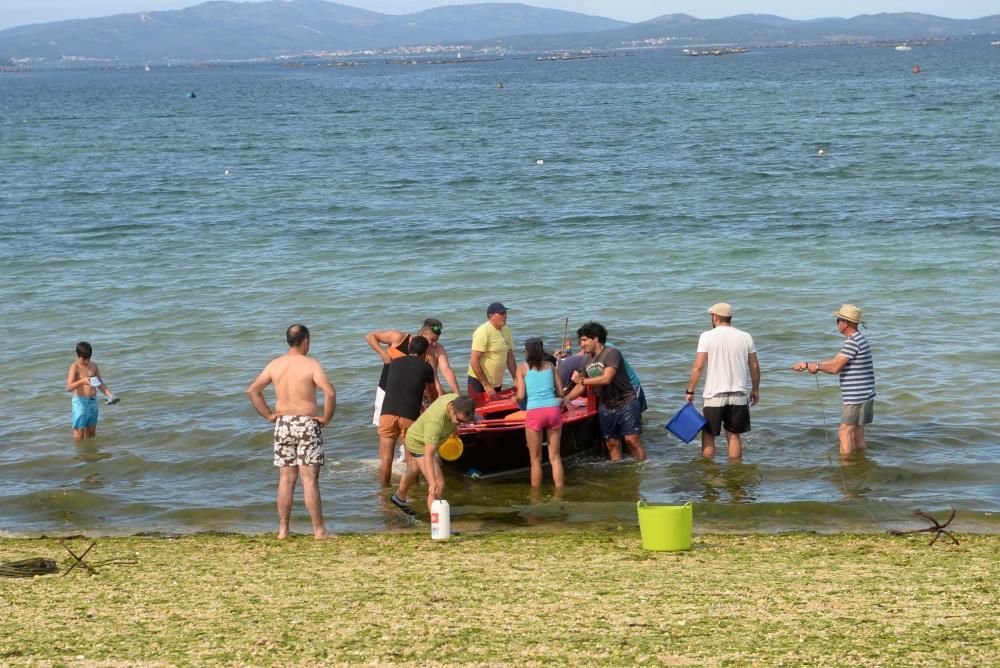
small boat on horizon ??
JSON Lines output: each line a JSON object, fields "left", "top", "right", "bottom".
{"left": 895, "top": 44, "right": 912, "bottom": 51}
{"left": 683, "top": 47, "right": 749, "bottom": 57}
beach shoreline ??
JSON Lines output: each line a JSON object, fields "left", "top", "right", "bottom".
{"left": 5, "top": 502, "right": 998, "bottom": 540}
{"left": 3, "top": 530, "right": 996, "bottom": 665}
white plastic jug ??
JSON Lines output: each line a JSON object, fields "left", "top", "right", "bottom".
{"left": 430, "top": 499, "right": 450, "bottom": 540}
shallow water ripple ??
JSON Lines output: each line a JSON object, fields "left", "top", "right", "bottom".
{"left": 1, "top": 42, "right": 998, "bottom": 535}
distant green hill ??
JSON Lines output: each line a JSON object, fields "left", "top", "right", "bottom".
{"left": 481, "top": 11, "right": 1000, "bottom": 50}
{"left": 0, "top": 0, "right": 627, "bottom": 62}
{"left": 1, "top": 2, "right": 998, "bottom": 64}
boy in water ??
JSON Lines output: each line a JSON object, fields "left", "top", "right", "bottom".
{"left": 65, "top": 341, "right": 119, "bottom": 440}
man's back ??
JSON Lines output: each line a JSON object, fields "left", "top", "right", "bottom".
{"left": 383, "top": 356, "right": 434, "bottom": 421}
{"left": 268, "top": 354, "right": 320, "bottom": 416}
{"left": 838, "top": 331, "right": 875, "bottom": 403}
{"left": 698, "top": 326, "right": 756, "bottom": 397}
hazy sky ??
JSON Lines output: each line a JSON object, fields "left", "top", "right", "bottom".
{"left": 2, "top": 0, "right": 995, "bottom": 30}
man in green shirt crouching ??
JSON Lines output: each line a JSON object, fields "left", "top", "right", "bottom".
{"left": 390, "top": 394, "right": 477, "bottom": 517}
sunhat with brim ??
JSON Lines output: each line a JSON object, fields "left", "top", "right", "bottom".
{"left": 833, "top": 304, "right": 864, "bottom": 324}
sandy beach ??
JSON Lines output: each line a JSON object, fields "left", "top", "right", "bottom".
{"left": 2, "top": 530, "right": 996, "bottom": 666}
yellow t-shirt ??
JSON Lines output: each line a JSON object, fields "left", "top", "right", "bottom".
{"left": 404, "top": 394, "right": 459, "bottom": 455}
{"left": 466, "top": 322, "right": 513, "bottom": 387}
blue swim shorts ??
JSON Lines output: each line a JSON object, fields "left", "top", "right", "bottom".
{"left": 598, "top": 396, "right": 642, "bottom": 441}
{"left": 72, "top": 396, "right": 99, "bottom": 430}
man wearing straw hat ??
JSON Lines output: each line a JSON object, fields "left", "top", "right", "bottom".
{"left": 685, "top": 303, "right": 760, "bottom": 461}
{"left": 793, "top": 304, "right": 876, "bottom": 456}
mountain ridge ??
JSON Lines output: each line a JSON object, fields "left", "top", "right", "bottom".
{"left": 1, "top": 1, "right": 998, "bottom": 64}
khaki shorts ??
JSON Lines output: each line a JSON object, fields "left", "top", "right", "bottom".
{"left": 841, "top": 399, "right": 874, "bottom": 426}
{"left": 378, "top": 414, "right": 414, "bottom": 440}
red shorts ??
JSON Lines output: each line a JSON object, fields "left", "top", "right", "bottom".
{"left": 524, "top": 405, "right": 563, "bottom": 432}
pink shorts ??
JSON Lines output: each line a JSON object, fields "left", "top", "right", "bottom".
{"left": 524, "top": 405, "right": 563, "bottom": 432}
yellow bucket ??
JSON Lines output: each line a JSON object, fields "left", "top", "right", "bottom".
{"left": 637, "top": 500, "right": 693, "bottom": 551}
{"left": 439, "top": 434, "right": 464, "bottom": 461}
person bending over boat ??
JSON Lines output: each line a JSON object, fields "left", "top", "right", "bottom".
{"left": 467, "top": 302, "right": 517, "bottom": 400}
{"left": 366, "top": 318, "right": 460, "bottom": 424}
{"left": 247, "top": 324, "right": 336, "bottom": 540}
{"left": 390, "top": 394, "right": 477, "bottom": 517}
{"left": 515, "top": 337, "right": 566, "bottom": 489}
{"left": 563, "top": 322, "right": 647, "bottom": 461}
{"left": 559, "top": 342, "right": 647, "bottom": 412}
{"left": 377, "top": 335, "right": 438, "bottom": 487}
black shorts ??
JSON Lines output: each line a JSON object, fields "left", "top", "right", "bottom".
{"left": 467, "top": 376, "right": 501, "bottom": 396}
{"left": 703, "top": 403, "right": 751, "bottom": 436}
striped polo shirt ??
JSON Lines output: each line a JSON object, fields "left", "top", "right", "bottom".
{"left": 838, "top": 332, "right": 876, "bottom": 404}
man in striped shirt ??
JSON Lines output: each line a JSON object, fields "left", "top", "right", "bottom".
{"left": 794, "top": 304, "right": 875, "bottom": 456}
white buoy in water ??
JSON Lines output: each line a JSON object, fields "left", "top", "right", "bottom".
{"left": 817, "top": 149, "right": 825, "bottom": 156}
{"left": 536, "top": 159, "right": 544, "bottom": 165}
{"left": 224, "top": 169, "right": 231, "bottom": 176}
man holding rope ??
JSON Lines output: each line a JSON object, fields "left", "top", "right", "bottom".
{"left": 794, "top": 304, "right": 875, "bottom": 457}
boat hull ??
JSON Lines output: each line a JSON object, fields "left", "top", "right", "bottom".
{"left": 444, "top": 389, "right": 605, "bottom": 477}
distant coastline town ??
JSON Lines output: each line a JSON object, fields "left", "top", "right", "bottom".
{"left": 1, "top": 2, "right": 997, "bottom": 71}
{"left": 0, "top": 36, "right": 971, "bottom": 72}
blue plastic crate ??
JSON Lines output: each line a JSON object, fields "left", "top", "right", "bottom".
{"left": 665, "top": 403, "right": 708, "bottom": 443}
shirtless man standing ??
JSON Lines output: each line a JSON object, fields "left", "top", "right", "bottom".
{"left": 248, "top": 324, "right": 336, "bottom": 539}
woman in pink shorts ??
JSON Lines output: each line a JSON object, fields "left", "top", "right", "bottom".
{"left": 515, "top": 337, "right": 566, "bottom": 489}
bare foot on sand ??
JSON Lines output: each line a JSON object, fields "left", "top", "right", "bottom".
{"left": 314, "top": 528, "right": 328, "bottom": 540}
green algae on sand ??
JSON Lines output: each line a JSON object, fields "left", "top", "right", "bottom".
{"left": 2, "top": 531, "right": 997, "bottom": 666}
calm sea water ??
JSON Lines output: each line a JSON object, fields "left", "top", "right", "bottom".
{"left": 1, "top": 41, "right": 998, "bottom": 537}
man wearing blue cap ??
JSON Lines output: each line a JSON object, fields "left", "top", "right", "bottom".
{"left": 467, "top": 302, "right": 517, "bottom": 399}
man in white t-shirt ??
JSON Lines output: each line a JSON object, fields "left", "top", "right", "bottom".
{"left": 684, "top": 303, "right": 760, "bottom": 461}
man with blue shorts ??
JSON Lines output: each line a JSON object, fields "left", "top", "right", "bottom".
{"left": 564, "top": 322, "right": 646, "bottom": 461}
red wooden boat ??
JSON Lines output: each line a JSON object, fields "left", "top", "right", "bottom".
{"left": 446, "top": 388, "right": 605, "bottom": 478}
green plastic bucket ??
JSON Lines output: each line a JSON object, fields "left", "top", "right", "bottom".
{"left": 637, "top": 500, "right": 693, "bottom": 551}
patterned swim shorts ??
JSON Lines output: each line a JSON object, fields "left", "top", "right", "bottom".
{"left": 273, "top": 415, "right": 325, "bottom": 467}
